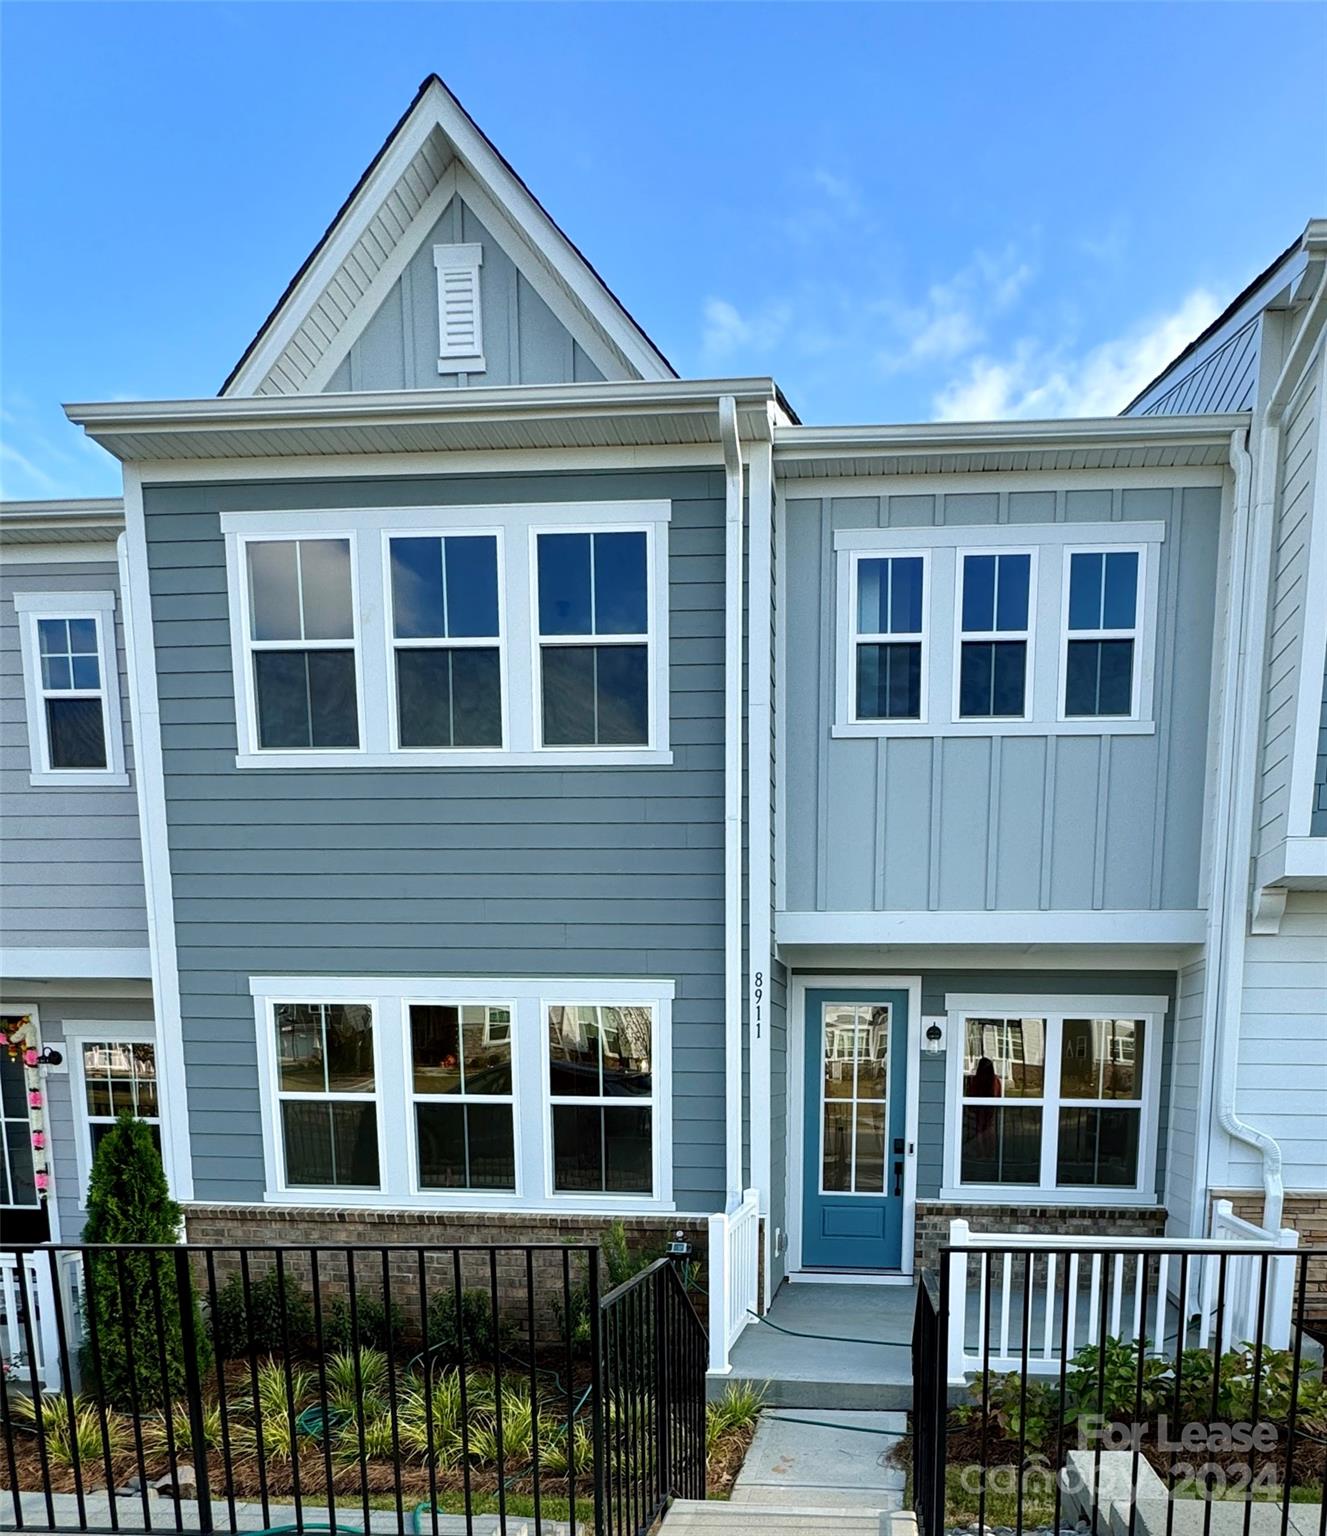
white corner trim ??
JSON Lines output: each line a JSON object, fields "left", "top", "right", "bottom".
{"left": 117, "top": 501, "right": 194, "bottom": 1200}
{"left": 0, "top": 947, "right": 153, "bottom": 981}
{"left": 720, "top": 397, "right": 744, "bottom": 1205}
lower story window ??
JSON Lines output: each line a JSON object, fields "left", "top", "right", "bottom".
{"left": 947, "top": 998, "right": 1163, "bottom": 1199}
{"left": 82, "top": 1039, "right": 162, "bottom": 1163}
{"left": 253, "top": 980, "right": 672, "bottom": 1208}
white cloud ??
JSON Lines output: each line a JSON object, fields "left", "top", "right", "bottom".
{"left": 931, "top": 287, "right": 1222, "bottom": 421}
{"left": 700, "top": 296, "right": 792, "bottom": 365}
{"left": 878, "top": 245, "right": 1034, "bottom": 372}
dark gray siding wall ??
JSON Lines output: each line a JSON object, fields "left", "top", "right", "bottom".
{"left": 1135, "top": 318, "right": 1261, "bottom": 417}
{"left": 0, "top": 558, "right": 148, "bottom": 950}
{"left": 785, "top": 484, "right": 1221, "bottom": 913}
{"left": 143, "top": 468, "right": 727, "bottom": 1210}
{"left": 326, "top": 197, "right": 605, "bottom": 393}
{"left": 789, "top": 969, "right": 1177, "bottom": 1203}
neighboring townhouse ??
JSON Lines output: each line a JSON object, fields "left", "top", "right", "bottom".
{"left": 2, "top": 77, "right": 1323, "bottom": 1349}
{"left": 0, "top": 498, "right": 160, "bottom": 1245}
{"left": 1126, "top": 227, "right": 1327, "bottom": 1256}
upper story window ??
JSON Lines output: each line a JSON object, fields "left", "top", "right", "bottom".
{"left": 942, "top": 993, "right": 1166, "bottom": 1203}
{"left": 834, "top": 520, "right": 1160, "bottom": 738}
{"left": 13, "top": 590, "right": 128, "bottom": 786}
{"left": 536, "top": 531, "right": 651, "bottom": 746}
{"left": 389, "top": 534, "right": 503, "bottom": 748}
{"left": 244, "top": 538, "right": 360, "bottom": 750}
{"left": 957, "top": 552, "right": 1032, "bottom": 719}
{"left": 222, "top": 501, "right": 671, "bottom": 769}
{"left": 850, "top": 553, "right": 926, "bottom": 722}
{"left": 1062, "top": 548, "right": 1141, "bottom": 719}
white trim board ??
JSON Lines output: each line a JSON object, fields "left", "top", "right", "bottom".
{"left": 0, "top": 948, "right": 153, "bottom": 982}
{"left": 776, "top": 910, "right": 1208, "bottom": 947}
{"left": 785, "top": 972, "right": 922, "bottom": 1282}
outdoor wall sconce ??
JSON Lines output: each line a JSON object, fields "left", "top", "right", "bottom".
{"left": 923, "top": 1018, "right": 946, "bottom": 1055}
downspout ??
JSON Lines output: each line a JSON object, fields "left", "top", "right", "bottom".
{"left": 719, "top": 395, "right": 745, "bottom": 1206}
{"left": 1208, "top": 263, "right": 1327, "bottom": 1232}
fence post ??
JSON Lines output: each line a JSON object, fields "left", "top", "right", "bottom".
{"left": 707, "top": 1208, "right": 728, "bottom": 1374}
{"left": 175, "top": 1247, "right": 213, "bottom": 1534}
{"left": 1265, "top": 1228, "right": 1300, "bottom": 1349}
{"left": 654, "top": 1264, "right": 673, "bottom": 1504}
{"left": 947, "top": 1218, "right": 970, "bottom": 1382}
{"left": 589, "top": 1246, "right": 605, "bottom": 1536}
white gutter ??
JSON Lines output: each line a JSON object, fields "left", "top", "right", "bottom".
{"left": 117, "top": 508, "right": 193, "bottom": 1201}
{"left": 1206, "top": 262, "right": 1327, "bottom": 1232}
{"left": 773, "top": 412, "right": 1251, "bottom": 457}
{"left": 719, "top": 395, "right": 745, "bottom": 1205}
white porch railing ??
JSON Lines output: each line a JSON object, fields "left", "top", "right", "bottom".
{"left": 708, "top": 1187, "right": 760, "bottom": 1374}
{"left": 945, "top": 1214, "right": 1299, "bottom": 1382}
{"left": 0, "top": 1251, "right": 83, "bottom": 1389}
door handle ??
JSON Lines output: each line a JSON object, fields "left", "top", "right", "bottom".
{"left": 893, "top": 1160, "right": 903, "bottom": 1196}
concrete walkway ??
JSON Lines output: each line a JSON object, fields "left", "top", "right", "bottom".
{"left": 662, "top": 1408, "right": 906, "bottom": 1532}
{"left": 722, "top": 1282, "right": 916, "bottom": 1409}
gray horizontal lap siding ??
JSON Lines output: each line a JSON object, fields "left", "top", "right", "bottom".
{"left": 143, "top": 469, "right": 728, "bottom": 1211}
{"left": 0, "top": 560, "right": 148, "bottom": 949}
{"left": 784, "top": 484, "right": 1221, "bottom": 913}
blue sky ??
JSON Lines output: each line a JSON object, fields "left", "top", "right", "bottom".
{"left": 2, "top": 1, "right": 1324, "bottom": 499}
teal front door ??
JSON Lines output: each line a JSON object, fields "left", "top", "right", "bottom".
{"left": 801, "top": 989, "right": 908, "bottom": 1270}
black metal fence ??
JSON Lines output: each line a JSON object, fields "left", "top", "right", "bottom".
{"left": 0, "top": 1241, "right": 709, "bottom": 1536}
{"left": 598, "top": 1259, "right": 707, "bottom": 1536}
{"left": 912, "top": 1240, "right": 1327, "bottom": 1536}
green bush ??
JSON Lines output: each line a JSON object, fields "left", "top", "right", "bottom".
{"left": 425, "top": 1287, "right": 514, "bottom": 1365}
{"left": 79, "top": 1113, "right": 210, "bottom": 1407}
{"left": 210, "top": 1268, "right": 314, "bottom": 1360}
{"left": 323, "top": 1294, "right": 407, "bottom": 1354}
{"left": 555, "top": 1220, "right": 661, "bottom": 1354}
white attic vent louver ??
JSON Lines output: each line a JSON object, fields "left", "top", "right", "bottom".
{"left": 433, "top": 243, "right": 485, "bottom": 373}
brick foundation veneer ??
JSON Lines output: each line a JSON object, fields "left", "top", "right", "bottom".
{"left": 914, "top": 1200, "right": 1167, "bottom": 1275}
{"left": 1211, "top": 1189, "right": 1327, "bottom": 1313}
{"left": 182, "top": 1203, "right": 709, "bottom": 1335}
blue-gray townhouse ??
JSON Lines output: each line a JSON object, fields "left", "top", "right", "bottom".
{"left": 3, "top": 76, "right": 1324, "bottom": 1368}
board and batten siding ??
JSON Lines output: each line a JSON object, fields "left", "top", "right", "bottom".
{"left": 0, "top": 559, "right": 148, "bottom": 952}
{"left": 1225, "top": 891, "right": 1327, "bottom": 1192}
{"left": 783, "top": 483, "right": 1222, "bottom": 914}
{"left": 1164, "top": 958, "right": 1208, "bottom": 1237}
{"left": 1313, "top": 655, "right": 1327, "bottom": 836}
{"left": 1135, "top": 317, "right": 1262, "bottom": 417}
{"left": 1257, "top": 351, "right": 1321, "bottom": 861}
{"left": 324, "top": 196, "right": 605, "bottom": 394}
{"left": 142, "top": 468, "right": 728, "bottom": 1211}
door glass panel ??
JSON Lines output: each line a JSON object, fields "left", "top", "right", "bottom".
{"left": 820, "top": 1002, "right": 891, "bottom": 1194}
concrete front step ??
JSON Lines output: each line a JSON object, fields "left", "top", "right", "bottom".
{"left": 662, "top": 1499, "right": 888, "bottom": 1533}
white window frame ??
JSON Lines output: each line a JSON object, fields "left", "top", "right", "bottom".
{"left": 541, "top": 999, "right": 664, "bottom": 1201}
{"left": 403, "top": 996, "right": 520, "bottom": 1198}
{"left": 842, "top": 549, "right": 930, "bottom": 726}
{"left": 221, "top": 503, "right": 672, "bottom": 769}
{"left": 13, "top": 591, "right": 128, "bottom": 786}
{"left": 382, "top": 527, "right": 510, "bottom": 754}
{"left": 251, "top": 976, "right": 675, "bottom": 1214}
{"left": 833, "top": 522, "right": 1163, "bottom": 738}
{"left": 531, "top": 524, "right": 661, "bottom": 752}
{"left": 952, "top": 549, "right": 1037, "bottom": 723}
{"left": 1057, "top": 544, "right": 1148, "bottom": 722}
{"left": 433, "top": 243, "right": 485, "bottom": 374}
{"left": 940, "top": 992, "right": 1167, "bottom": 1206}
{"left": 231, "top": 532, "right": 367, "bottom": 758}
{"left": 258, "top": 996, "right": 385, "bottom": 1197}
{"left": 63, "top": 1020, "right": 160, "bottom": 1208}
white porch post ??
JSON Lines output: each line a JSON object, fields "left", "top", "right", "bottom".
{"left": 947, "top": 1217, "right": 970, "bottom": 1382}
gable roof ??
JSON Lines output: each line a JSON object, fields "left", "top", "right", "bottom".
{"left": 221, "top": 74, "right": 675, "bottom": 397}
